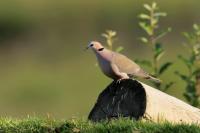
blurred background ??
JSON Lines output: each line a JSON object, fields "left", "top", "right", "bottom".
{"left": 0, "top": 0, "right": 200, "bottom": 119}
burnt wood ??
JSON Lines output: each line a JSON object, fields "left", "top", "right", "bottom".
{"left": 88, "top": 79, "right": 146, "bottom": 122}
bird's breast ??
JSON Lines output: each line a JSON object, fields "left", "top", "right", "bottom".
{"left": 97, "top": 57, "right": 116, "bottom": 78}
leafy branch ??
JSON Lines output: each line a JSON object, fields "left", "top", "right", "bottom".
{"left": 176, "top": 24, "right": 200, "bottom": 107}
{"left": 102, "top": 30, "right": 124, "bottom": 52}
{"left": 138, "top": 2, "right": 173, "bottom": 91}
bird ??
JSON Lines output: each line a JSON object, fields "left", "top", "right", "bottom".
{"left": 86, "top": 41, "right": 161, "bottom": 83}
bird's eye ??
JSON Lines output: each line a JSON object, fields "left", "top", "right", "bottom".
{"left": 90, "top": 44, "right": 94, "bottom": 47}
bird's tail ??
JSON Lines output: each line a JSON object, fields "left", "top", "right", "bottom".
{"left": 147, "top": 75, "right": 162, "bottom": 83}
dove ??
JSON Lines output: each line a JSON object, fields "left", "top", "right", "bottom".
{"left": 86, "top": 41, "right": 161, "bottom": 83}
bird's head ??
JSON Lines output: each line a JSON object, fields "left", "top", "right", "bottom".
{"left": 86, "top": 41, "right": 104, "bottom": 52}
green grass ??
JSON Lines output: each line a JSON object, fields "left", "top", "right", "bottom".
{"left": 0, "top": 117, "right": 200, "bottom": 133}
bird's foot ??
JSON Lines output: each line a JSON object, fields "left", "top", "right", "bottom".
{"left": 116, "top": 79, "right": 122, "bottom": 84}
{"left": 116, "top": 78, "right": 129, "bottom": 84}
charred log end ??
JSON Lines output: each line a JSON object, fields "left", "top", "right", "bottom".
{"left": 88, "top": 79, "right": 146, "bottom": 122}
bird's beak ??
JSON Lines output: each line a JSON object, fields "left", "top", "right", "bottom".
{"left": 85, "top": 45, "right": 91, "bottom": 51}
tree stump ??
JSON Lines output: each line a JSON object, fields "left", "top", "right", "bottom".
{"left": 88, "top": 79, "right": 200, "bottom": 124}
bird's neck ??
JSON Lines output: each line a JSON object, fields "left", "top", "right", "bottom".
{"left": 94, "top": 48, "right": 113, "bottom": 61}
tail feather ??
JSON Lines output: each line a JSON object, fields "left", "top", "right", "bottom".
{"left": 147, "top": 75, "right": 162, "bottom": 83}
{"left": 137, "top": 69, "right": 162, "bottom": 83}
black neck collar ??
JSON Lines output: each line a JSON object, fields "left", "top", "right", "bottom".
{"left": 98, "top": 48, "right": 104, "bottom": 51}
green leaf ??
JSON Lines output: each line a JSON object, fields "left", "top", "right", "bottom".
{"left": 140, "top": 37, "right": 149, "bottom": 44}
{"left": 155, "top": 43, "right": 163, "bottom": 52}
{"left": 101, "top": 33, "right": 108, "bottom": 38}
{"left": 178, "top": 55, "right": 192, "bottom": 68}
{"left": 193, "top": 44, "right": 200, "bottom": 55}
{"left": 109, "top": 30, "right": 117, "bottom": 36}
{"left": 175, "top": 71, "right": 189, "bottom": 82}
{"left": 154, "top": 28, "right": 171, "bottom": 41}
{"left": 186, "top": 82, "right": 196, "bottom": 92}
{"left": 143, "top": 4, "right": 152, "bottom": 11}
{"left": 182, "top": 32, "right": 191, "bottom": 40}
{"left": 152, "top": 19, "right": 158, "bottom": 26}
{"left": 167, "top": 27, "right": 172, "bottom": 32}
{"left": 156, "top": 51, "right": 165, "bottom": 61}
{"left": 115, "top": 46, "right": 124, "bottom": 52}
{"left": 197, "top": 31, "right": 200, "bottom": 36}
{"left": 152, "top": 2, "right": 157, "bottom": 9}
{"left": 193, "top": 24, "right": 199, "bottom": 31}
{"left": 107, "top": 40, "right": 112, "bottom": 47}
{"left": 138, "top": 14, "right": 150, "bottom": 19}
{"left": 154, "top": 12, "right": 167, "bottom": 17}
{"left": 190, "top": 54, "right": 196, "bottom": 64}
{"left": 163, "top": 82, "right": 174, "bottom": 91}
{"left": 192, "top": 69, "right": 200, "bottom": 76}
{"left": 139, "top": 22, "right": 153, "bottom": 35}
{"left": 159, "top": 62, "right": 173, "bottom": 75}
{"left": 154, "top": 43, "right": 165, "bottom": 61}
{"left": 183, "top": 92, "right": 192, "bottom": 102}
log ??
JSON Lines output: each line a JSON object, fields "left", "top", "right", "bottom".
{"left": 142, "top": 82, "right": 200, "bottom": 124}
{"left": 88, "top": 79, "right": 146, "bottom": 122}
{"left": 89, "top": 79, "right": 200, "bottom": 124}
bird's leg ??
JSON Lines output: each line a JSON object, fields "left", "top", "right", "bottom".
{"left": 116, "top": 73, "right": 130, "bottom": 84}
{"left": 111, "top": 63, "right": 130, "bottom": 84}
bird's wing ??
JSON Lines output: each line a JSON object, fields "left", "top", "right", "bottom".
{"left": 111, "top": 52, "right": 141, "bottom": 75}
{"left": 111, "top": 52, "right": 150, "bottom": 78}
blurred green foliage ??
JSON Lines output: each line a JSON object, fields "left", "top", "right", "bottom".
{"left": 176, "top": 24, "right": 200, "bottom": 107}
{"left": 102, "top": 30, "right": 124, "bottom": 52}
{"left": 137, "top": 2, "right": 173, "bottom": 91}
